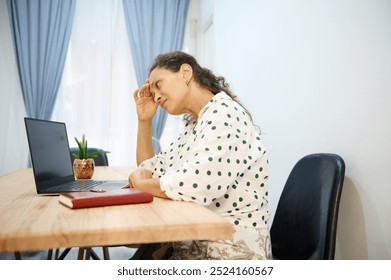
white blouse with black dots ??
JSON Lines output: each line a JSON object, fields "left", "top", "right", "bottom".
{"left": 140, "top": 92, "right": 271, "bottom": 259}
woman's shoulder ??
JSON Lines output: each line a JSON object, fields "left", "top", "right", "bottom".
{"left": 206, "top": 93, "right": 251, "bottom": 123}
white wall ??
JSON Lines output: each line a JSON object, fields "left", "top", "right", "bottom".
{"left": 199, "top": 0, "right": 391, "bottom": 259}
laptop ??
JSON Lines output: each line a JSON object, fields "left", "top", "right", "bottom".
{"left": 24, "top": 117, "right": 128, "bottom": 195}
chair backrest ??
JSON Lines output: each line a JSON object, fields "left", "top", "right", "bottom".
{"left": 69, "top": 147, "right": 109, "bottom": 166}
{"left": 270, "top": 153, "right": 345, "bottom": 260}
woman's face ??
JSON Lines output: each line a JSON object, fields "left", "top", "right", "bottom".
{"left": 148, "top": 67, "right": 189, "bottom": 115}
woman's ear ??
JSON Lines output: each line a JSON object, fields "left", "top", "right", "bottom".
{"left": 180, "top": 63, "right": 193, "bottom": 80}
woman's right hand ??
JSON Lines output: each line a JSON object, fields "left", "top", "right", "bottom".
{"left": 133, "top": 80, "right": 159, "bottom": 121}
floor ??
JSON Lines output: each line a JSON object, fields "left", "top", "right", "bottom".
{"left": 0, "top": 246, "right": 137, "bottom": 260}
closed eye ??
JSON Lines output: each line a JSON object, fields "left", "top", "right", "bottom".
{"left": 149, "top": 80, "right": 160, "bottom": 96}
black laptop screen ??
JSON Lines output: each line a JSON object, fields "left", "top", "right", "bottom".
{"left": 25, "top": 118, "right": 75, "bottom": 191}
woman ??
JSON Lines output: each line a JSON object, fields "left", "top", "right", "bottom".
{"left": 129, "top": 51, "right": 271, "bottom": 260}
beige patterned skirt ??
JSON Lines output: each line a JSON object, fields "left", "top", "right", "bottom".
{"left": 157, "top": 226, "right": 272, "bottom": 260}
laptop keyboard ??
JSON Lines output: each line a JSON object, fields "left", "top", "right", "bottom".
{"left": 47, "top": 180, "right": 108, "bottom": 192}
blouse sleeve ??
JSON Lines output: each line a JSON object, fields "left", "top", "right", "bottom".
{"left": 139, "top": 150, "right": 167, "bottom": 179}
{"left": 160, "top": 116, "right": 256, "bottom": 206}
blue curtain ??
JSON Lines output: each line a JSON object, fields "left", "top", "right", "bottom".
{"left": 7, "top": 0, "right": 75, "bottom": 120}
{"left": 122, "top": 0, "right": 189, "bottom": 153}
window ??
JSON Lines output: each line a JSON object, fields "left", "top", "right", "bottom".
{"left": 53, "top": 0, "right": 190, "bottom": 166}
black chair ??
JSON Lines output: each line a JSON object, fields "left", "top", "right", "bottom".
{"left": 270, "top": 153, "right": 345, "bottom": 260}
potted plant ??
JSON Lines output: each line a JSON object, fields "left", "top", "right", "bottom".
{"left": 72, "top": 134, "right": 110, "bottom": 179}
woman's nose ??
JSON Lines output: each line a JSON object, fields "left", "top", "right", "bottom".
{"left": 154, "top": 92, "right": 161, "bottom": 103}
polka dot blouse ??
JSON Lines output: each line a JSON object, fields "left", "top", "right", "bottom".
{"left": 140, "top": 92, "right": 270, "bottom": 229}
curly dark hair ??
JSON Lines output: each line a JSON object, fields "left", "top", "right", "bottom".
{"left": 149, "top": 51, "right": 256, "bottom": 125}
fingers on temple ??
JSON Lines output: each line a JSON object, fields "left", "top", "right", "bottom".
{"left": 133, "top": 88, "right": 140, "bottom": 100}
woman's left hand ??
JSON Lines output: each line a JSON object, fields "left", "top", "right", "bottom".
{"left": 128, "top": 168, "right": 168, "bottom": 199}
{"left": 128, "top": 168, "right": 152, "bottom": 187}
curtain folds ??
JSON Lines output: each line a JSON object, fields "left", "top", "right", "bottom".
{"left": 122, "top": 0, "right": 189, "bottom": 153}
{"left": 7, "top": 0, "right": 75, "bottom": 120}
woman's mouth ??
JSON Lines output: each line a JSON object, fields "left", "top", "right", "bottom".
{"left": 160, "top": 99, "right": 167, "bottom": 108}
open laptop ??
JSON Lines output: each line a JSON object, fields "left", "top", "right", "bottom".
{"left": 24, "top": 117, "right": 128, "bottom": 195}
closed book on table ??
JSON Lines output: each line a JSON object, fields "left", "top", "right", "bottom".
{"left": 59, "top": 189, "right": 154, "bottom": 209}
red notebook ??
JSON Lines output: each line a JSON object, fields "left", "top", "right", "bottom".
{"left": 59, "top": 188, "right": 154, "bottom": 209}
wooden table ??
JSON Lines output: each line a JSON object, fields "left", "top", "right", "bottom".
{"left": 0, "top": 167, "right": 233, "bottom": 253}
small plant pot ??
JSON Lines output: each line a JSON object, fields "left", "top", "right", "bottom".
{"left": 73, "top": 158, "right": 95, "bottom": 179}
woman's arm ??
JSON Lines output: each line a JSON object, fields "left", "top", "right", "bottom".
{"left": 133, "top": 82, "right": 159, "bottom": 165}
{"left": 136, "top": 120, "right": 155, "bottom": 165}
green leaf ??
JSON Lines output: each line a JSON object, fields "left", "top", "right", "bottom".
{"left": 74, "top": 137, "right": 83, "bottom": 158}
{"left": 75, "top": 135, "right": 86, "bottom": 159}
{"left": 87, "top": 150, "right": 110, "bottom": 158}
